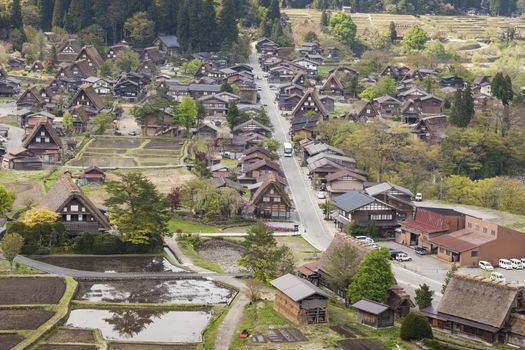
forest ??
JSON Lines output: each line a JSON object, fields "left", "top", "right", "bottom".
{"left": 285, "top": 0, "right": 524, "bottom": 16}
{"left": 0, "top": 0, "right": 260, "bottom": 52}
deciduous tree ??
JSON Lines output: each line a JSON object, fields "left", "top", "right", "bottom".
{"left": 176, "top": 96, "right": 197, "bottom": 136}
{"left": 124, "top": 11, "right": 155, "bottom": 47}
{"left": 1, "top": 233, "right": 24, "bottom": 270}
{"left": 0, "top": 185, "right": 15, "bottom": 217}
{"left": 347, "top": 247, "right": 396, "bottom": 303}
{"left": 22, "top": 208, "right": 59, "bottom": 227}
{"left": 401, "top": 25, "right": 428, "bottom": 51}
{"left": 328, "top": 12, "right": 357, "bottom": 48}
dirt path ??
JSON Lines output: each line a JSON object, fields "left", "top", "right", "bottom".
{"left": 164, "top": 237, "right": 248, "bottom": 350}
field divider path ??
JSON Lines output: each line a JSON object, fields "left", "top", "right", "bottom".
{"left": 9, "top": 255, "right": 251, "bottom": 280}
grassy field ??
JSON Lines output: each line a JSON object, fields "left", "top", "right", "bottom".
{"left": 168, "top": 218, "right": 221, "bottom": 234}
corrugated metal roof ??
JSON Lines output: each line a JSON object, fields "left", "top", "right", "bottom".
{"left": 352, "top": 299, "right": 390, "bottom": 315}
{"left": 271, "top": 274, "right": 328, "bottom": 302}
{"left": 333, "top": 190, "right": 375, "bottom": 213}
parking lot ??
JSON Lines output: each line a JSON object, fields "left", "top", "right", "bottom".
{"left": 382, "top": 241, "right": 525, "bottom": 286}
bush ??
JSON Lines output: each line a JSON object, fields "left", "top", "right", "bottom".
{"left": 72, "top": 232, "right": 163, "bottom": 254}
{"left": 400, "top": 312, "right": 433, "bottom": 341}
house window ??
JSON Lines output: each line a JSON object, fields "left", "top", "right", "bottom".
{"left": 78, "top": 215, "right": 83, "bottom": 221}
{"left": 63, "top": 208, "right": 67, "bottom": 212}
{"left": 274, "top": 197, "right": 281, "bottom": 203}
{"left": 471, "top": 251, "right": 478, "bottom": 257}
{"left": 45, "top": 137, "right": 50, "bottom": 143}
{"left": 66, "top": 214, "right": 71, "bottom": 221}
{"left": 491, "top": 229, "right": 496, "bottom": 235}
{"left": 439, "top": 247, "right": 445, "bottom": 253}
{"left": 70, "top": 205, "right": 78, "bottom": 212}
{"left": 366, "top": 109, "right": 371, "bottom": 114}
{"left": 81, "top": 207, "right": 85, "bottom": 212}
{"left": 445, "top": 250, "right": 451, "bottom": 256}
{"left": 36, "top": 138, "right": 41, "bottom": 143}
{"left": 370, "top": 214, "right": 393, "bottom": 221}
{"left": 263, "top": 197, "right": 270, "bottom": 202}
{"left": 409, "top": 107, "right": 414, "bottom": 111}
{"left": 40, "top": 131, "right": 45, "bottom": 136}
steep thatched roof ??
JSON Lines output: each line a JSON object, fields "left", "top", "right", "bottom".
{"left": 510, "top": 313, "right": 525, "bottom": 336}
{"left": 318, "top": 232, "right": 372, "bottom": 274}
{"left": 438, "top": 272, "right": 524, "bottom": 329}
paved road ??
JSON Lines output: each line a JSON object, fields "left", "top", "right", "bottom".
{"left": 249, "top": 47, "right": 334, "bottom": 251}
{"left": 0, "top": 123, "right": 23, "bottom": 149}
{"left": 250, "top": 46, "right": 449, "bottom": 299}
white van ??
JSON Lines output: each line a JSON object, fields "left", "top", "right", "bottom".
{"left": 499, "top": 259, "right": 513, "bottom": 270}
{"left": 283, "top": 142, "right": 293, "bottom": 157}
{"left": 355, "top": 236, "right": 374, "bottom": 244}
{"left": 491, "top": 272, "right": 506, "bottom": 282}
{"left": 510, "top": 258, "right": 523, "bottom": 269}
{"left": 478, "top": 260, "right": 494, "bottom": 271}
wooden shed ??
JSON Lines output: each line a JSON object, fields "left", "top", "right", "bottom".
{"left": 271, "top": 274, "right": 329, "bottom": 325}
{"left": 352, "top": 299, "right": 395, "bottom": 328}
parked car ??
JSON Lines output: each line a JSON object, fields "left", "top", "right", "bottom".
{"left": 369, "top": 243, "right": 379, "bottom": 248}
{"left": 415, "top": 247, "right": 428, "bottom": 255}
{"left": 396, "top": 252, "right": 412, "bottom": 262}
{"left": 491, "top": 272, "right": 506, "bottom": 282}
{"left": 510, "top": 258, "right": 523, "bottom": 269}
{"left": 521, "top": 258, "right": 525, "bottom": 265}
{"left": 128, "top": 131, "right": 137, "bottom": 136}
{"left": 415, "top": 193, "right": 423, "bottom": 201}
{"left": 478, "top": 260, "right": 494, "bottom": 271}
{"left": 355, "top": 236, "right": 374, "bottom": 244}
{"left": 499, "top": 259, "right": 513, "bottom": 270}
{"left": 317, "top": 191, "right": 327, "bottom": 199}
{"left": 390, "top": 250, "right": 402, "bottom": 260}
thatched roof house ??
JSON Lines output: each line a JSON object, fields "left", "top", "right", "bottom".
{"left": 422, "top": 272, "right": 525, "bottom": 345}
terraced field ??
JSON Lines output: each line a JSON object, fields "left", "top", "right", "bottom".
{"left": 0, "top": 276, "right": 76, "bottom": 350}
{"left": 68, "top": 136, "right": 185, "bottom": 168}
{"left": 285, "top": 8, "right": 525, "bottom": 40}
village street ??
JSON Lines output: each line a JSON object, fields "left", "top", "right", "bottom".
{"left": 249, "top": 46, "right": 447, "bottom": 302}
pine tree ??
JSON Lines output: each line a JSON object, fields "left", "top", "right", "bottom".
{"left": 415, "top": 283, "right": 434, "bottom": 309}
{"left": 38, "top": 0, "right": 54, "bottom": 31}
{"left": 154, "top": 0, "right": 179, "bottom": 34}
{"left": 52, "top": 0, "right": 70, "bottom": 28}
{"left": 219, "top": 0, "right": 238, "bottom": 48}
{"left": 10, "top": 0, "right": 23, "bottom": 30}
{"left": 388, "top": 21, "right": 397, "bottom": 43}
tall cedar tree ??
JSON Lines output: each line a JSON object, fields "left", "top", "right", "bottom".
{"left": 268, "top": 0, "right": 281, "bottom": 20}
{"left": 177, "top": 1, "right": 191, "bottom": 51}
{"left": 52, "top": 0, "right": 70, "bottom": 28}
{"left": 219, "top": 0, "right": 238, "bottom": 48}
{"left": 491, "top": 72, "right": 514, "bottom": 105}
{"left": 189, "top": 0, "right": 204, "bottom": 51}
{"left": 64, "top": 0, "right": 94, "bottom": 32}
{"left": 449, "top": 85, "right": 474, "bottom": 127}
{"left": 201, "top": 0, "right": 218, "bottom": 51}
{"left": 104, "top": 172, "right": 170, "bottom": 245}
{"left": 154, "top": 0, "right": 179, "bottom": 34}
{"left": 347, "top": 247, "right": 396, "bottom": 303}
{"left": 38, "top": 0, "right": 54, "bottom": 31}
{"left": 10, "top": 0, "right": 23, "bottom": 30}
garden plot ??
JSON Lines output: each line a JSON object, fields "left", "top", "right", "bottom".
{"left": 0, "top": 309, "right": 55, "bottom": 330}
{"left": 46, "top": 328, "right": 98, "bottom": 344}
{"left": 197, "top": 239, "right": 245, "bottom": 273}
{"left": 34, "top": 345, "right": 98, "bottom": 350}
{"left": 0, "top": 333, "right": 24, "bottom": 349}
{"left": 68, "top": 137, "right": 183, "bottom": 168}
{"left": 109, "top": 344, "right": 196, "bottom": 350}
{"left": 0, "top": 277, "right": 66, "bottom": 305}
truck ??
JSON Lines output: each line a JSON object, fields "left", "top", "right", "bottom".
{"left": 283, "top": 142, "right": 293, "bottom": 157}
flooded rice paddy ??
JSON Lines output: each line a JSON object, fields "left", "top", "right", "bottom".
{"left": 76, "top": 279, "right": 236, "bottom": 304}
{"left": 66, "top": 309, "right": 211, "bottom": 343}
{"left": 30, "top": 255, "right": 185, "bottom": 273}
